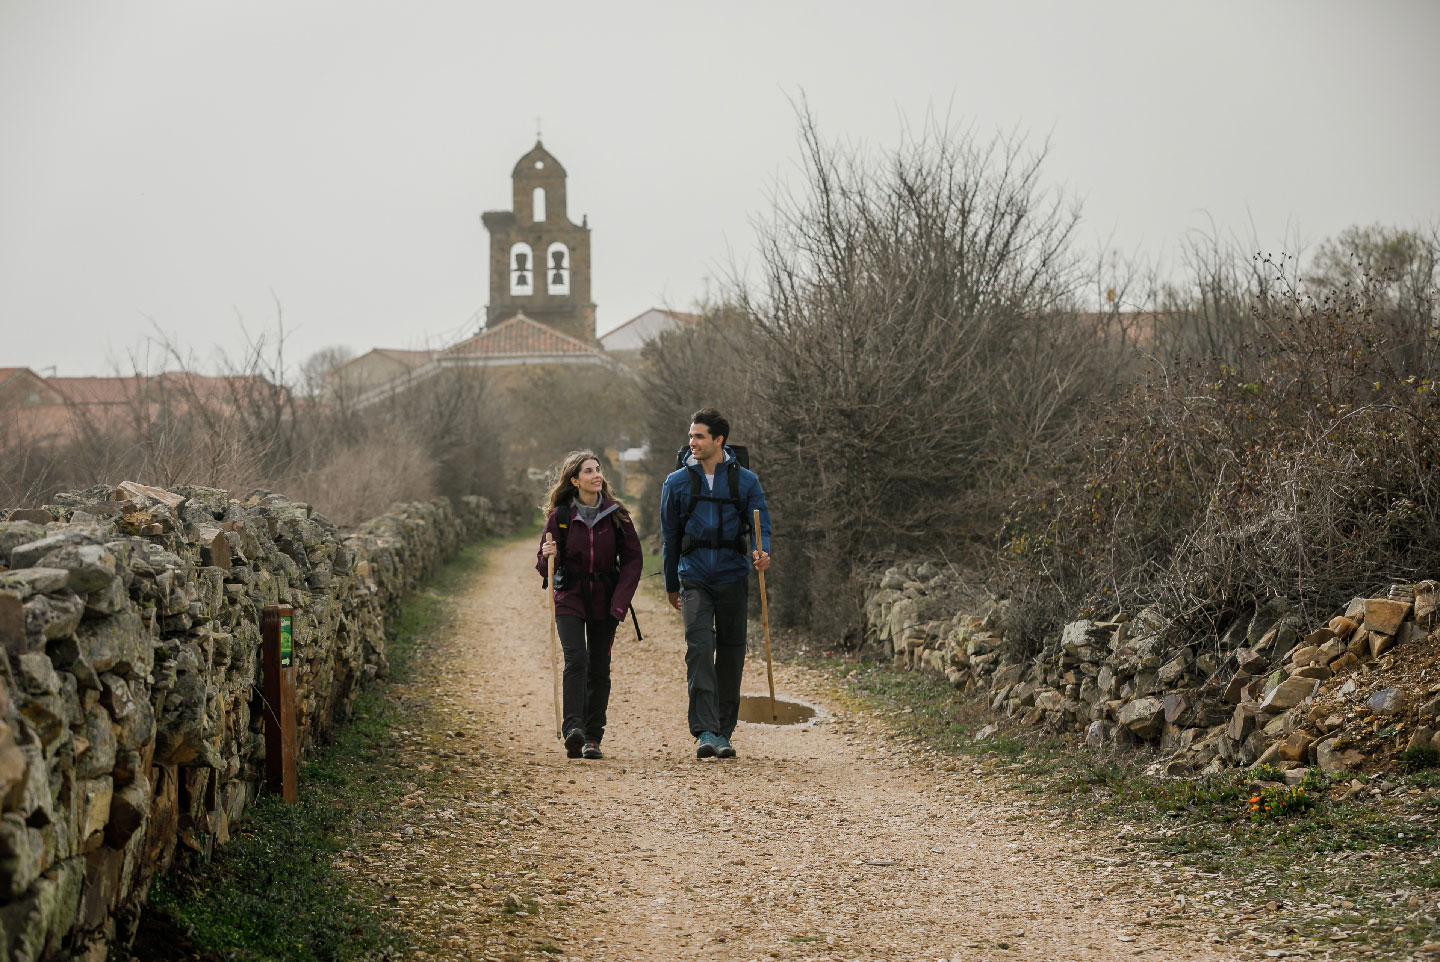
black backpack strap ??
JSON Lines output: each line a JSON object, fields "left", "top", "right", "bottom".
{"left": 608, "top": 510, "right": 641, "bottom": 639}
{"left": 679, "top": 469, "right": 701, "bottom": 531}
{"left": 728, "top": 463, "right": 752, "bottom": 544}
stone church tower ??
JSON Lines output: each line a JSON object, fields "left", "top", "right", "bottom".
{"left": 480, "top": 141, "right": 596, "bottom": 343}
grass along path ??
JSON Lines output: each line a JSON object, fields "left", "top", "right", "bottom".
{"left": 130, "top": 536, "right": 512, "bottom": 961}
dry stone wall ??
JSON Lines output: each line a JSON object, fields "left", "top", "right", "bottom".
{"left": 0, "top": 481, "right": 512, "bottom": 961}
{"left": 866, "top": 565, "right": 1440, "bottom": 782}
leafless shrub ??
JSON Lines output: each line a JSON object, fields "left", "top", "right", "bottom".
{"left": 735, "top": 108, "right": 1124, "bottom": 639}
{"left": 368, "top": 366, "right": 507, "bottom": 508}
{"left": 1, "top": 318, "right": 509, "bottom": 520}
{"left": 1140, "top": 221, "right": 1284, "bottom": 365}
{"left": 998, "top": 250, "right": 1440, "bottom": 651}
{"left": 285, "top": 429, "right": 436, "bottom": 527}
{"left": 0, "top": 410, "right": 66, "bottom": 508}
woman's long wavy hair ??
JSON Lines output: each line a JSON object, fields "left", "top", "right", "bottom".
{"left": 543, "top": 450, "right": 631, "bottom": 521}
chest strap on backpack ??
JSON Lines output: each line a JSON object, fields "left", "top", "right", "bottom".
{"left": 678, "top": 467, "right": 751, "bottom": 556}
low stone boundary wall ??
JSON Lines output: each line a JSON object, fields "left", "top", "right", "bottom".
{"left": 0, "top": 482, "right": 513, "bottom": 961}
{"left": 866, "top": 565, "right": 1440, "bottom": 780}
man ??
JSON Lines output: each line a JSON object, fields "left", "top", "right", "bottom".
{"left": 660, "top": 408, "right": 771, "bottom": 759}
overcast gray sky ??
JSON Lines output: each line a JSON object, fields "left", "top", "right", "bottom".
{"left": 2, "top": 1, "right": 1437, "bottom": 378}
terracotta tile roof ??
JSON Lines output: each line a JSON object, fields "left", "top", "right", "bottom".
{"left": 43, "top": 372, "right": 280, "bottom": 406}
{"left": 46, "top": 375, "right": 147, "bottom": 405}
{"left": 443, "top": 314, "right": 601, "bottom": 359}
{"left": 147, "top": 371, "right": 281, "bottom": 404}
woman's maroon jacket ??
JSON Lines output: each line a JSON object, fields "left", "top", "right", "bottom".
{"left": 535, "top": 499, "right": 643, "bottom": 622}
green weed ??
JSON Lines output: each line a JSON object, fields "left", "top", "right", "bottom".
{"left": 1398, "top": 746, "right": 1439, "bottom": 772}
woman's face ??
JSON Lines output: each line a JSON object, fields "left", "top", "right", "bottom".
{"left": 571, "top": 459, "right": 604, "bottom": 497}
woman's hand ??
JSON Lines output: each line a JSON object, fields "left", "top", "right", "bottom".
{"left": 540, "top": 539, "right": 556, "bottom": 558}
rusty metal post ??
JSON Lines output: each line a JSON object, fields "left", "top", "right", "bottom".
{"left": 260, "top": 604, "right": 298, "bottom": 803}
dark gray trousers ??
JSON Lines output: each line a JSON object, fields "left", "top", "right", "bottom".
{"left": 681, "top": 578, "right": 748, "bottom": 738}
{"left": 555, "top": 615, "right": 616, "bottom": 743}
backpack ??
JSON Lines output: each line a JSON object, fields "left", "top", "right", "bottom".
{"left": 672, "top": 444, "right": 753, "bottom": 558}
{"left": 546, "top": 507, "right": 643, "bottom": 640}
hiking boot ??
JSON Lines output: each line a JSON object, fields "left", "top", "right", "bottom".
{"left": 563, "top": 728, "right": 584, "bottom": 758}
{"left": 582, "top": 741, "right": 603, "bottom": 760}
{"left": 695, "top": 732, "right": 721, "bottom": 759}
{"left": 715, "top": 735, "right": 737, "bottom": 759}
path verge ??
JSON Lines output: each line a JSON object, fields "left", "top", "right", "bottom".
{"left": 125, "top": 537, "right": 506, "bottom": 961}
{"left": 791, "top": 648, "right": 1440, "bottom": 960}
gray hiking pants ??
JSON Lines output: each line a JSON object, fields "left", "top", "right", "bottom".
{"left": 681, "top": 577, "right": 748, "bottom": 738}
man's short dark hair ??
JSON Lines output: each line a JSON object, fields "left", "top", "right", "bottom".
{"left": 690, "top": 408, "right": 730, "bottom": 445}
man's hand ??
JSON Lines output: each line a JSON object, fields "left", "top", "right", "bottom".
{"left": 752, "top": 549, "right": 770, "bottom": 572}
{"left": 667, "top": 591, "right": 683, "bottom": 611}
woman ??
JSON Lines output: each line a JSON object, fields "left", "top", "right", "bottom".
{"left": 537, "top": 450, "right": 642, "bottom": 760}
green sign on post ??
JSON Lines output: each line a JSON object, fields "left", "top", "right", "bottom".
{"left": 280, "top": 615, "right": 293, "bottom": 668}
{"left": 261, "top": 603, "right": 298, "bottom": 803}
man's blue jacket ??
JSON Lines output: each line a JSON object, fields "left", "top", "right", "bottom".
{"left": 660, "top": 446, "right": 770, "bottom": 593}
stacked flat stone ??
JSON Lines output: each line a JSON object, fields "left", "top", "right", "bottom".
{"left": 0, "top": 483, "right": 505, "bottom": 961}
{"left": 865, "top": 567, "right": 1440, "bottom": 778}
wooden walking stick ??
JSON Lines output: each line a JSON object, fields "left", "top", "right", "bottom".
{"left": 753, "top": 509, "right": 777, "bottom": 721}
{"left": 545, "top": 531, "right": 562, "bottom": 739}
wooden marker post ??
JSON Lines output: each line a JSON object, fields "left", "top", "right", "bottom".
{"left": 753, "top": 509, "right": 777, "bottom": 721}
{"left": 260, "top": 604, "right": 298, "bottom": 803}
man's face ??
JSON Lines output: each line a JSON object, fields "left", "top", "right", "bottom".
{"left": 688, "top": 422, "right": 722, "bottom": 462}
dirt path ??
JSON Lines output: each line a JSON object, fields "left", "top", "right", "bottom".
{"left": 344, "top": 538, "right": 1241, "bottom": 962}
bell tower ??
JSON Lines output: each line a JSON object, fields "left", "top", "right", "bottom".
{"left": 481, "top": 140, "right": 596, "bottom": 343}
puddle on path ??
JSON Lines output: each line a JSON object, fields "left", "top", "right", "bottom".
{"left": 737, "top": 694, "right": 817, "bottom": 725}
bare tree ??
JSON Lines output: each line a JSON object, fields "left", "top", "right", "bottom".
{"left": 1305, "top": 223, "right": 1439, "bottom": 370}
{"left": 300, "top": 345, "right": 356, "bottom": 399}
{"left": 729, "top": 106, "right": 1122, "bottom": 637}
{"left": 634, "top": 303, "right": 756, "bottom": 533}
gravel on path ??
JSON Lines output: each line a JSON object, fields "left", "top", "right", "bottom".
{"left": 339, "top": 537, "right": 1241, "bottom": 962}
